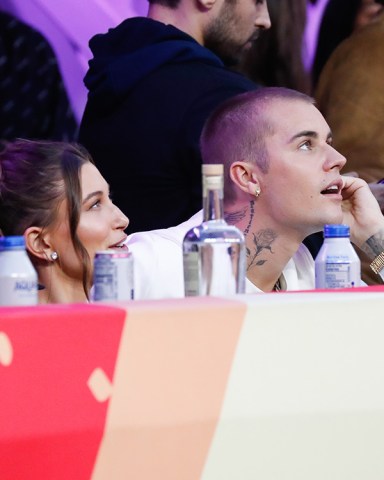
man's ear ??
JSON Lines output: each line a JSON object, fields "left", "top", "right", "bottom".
{"left": 24, "top": 226, "right": 52, "bottom": 262}
{"left": 229, "top": 161, "right": 261, "bottom": 196}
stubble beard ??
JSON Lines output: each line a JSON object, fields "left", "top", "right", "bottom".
{"left": 204, "top": 2, "right": 243, "bottom": 66}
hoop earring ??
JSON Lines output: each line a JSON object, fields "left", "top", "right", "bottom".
{"left": 255, "top": 186, "right": 261, "bottom": 198}
{"left": 50, "top": 251, "right": 58, "bottom": 261}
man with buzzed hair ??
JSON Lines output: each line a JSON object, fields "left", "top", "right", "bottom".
{"left": 127, "top": 87, "right": 384, "bottom": 298}
{"left": 79, "top": 0, "right": 270, "bottom": 234}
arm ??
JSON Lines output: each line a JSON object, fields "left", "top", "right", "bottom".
{"left": 360, "top": 231, "right": 384, "bottom": 282}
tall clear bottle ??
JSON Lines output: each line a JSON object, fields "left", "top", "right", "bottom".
{"left": 315, "top": 224, "right": 361, "bottom": 289}
{"left": 183, "top": 164, "right": 246, "bottom": 296}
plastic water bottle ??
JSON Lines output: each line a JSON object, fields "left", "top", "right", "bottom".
{"left": 92, "top": 250, "right": 134, "bottom": 301}
{"left": 182, "top": 164, "right": 246, "bottom": 296}
{"left": 0, "top": 236, "right": 38, "bottom": 305}
{"left": 315, "top": 224, "right": 361, "bottom": 289}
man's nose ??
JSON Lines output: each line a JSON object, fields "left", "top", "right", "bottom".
{"left": 255, "top": 4, "right": 271, "bottom": 30}
{"left": 324, "top": 146, "right": 347, "bottom": 171}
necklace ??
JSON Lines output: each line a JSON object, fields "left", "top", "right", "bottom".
{"left": 273, "top": 278, "right": 281, "bottom": 292}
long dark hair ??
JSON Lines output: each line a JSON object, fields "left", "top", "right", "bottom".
{"left": 0, "top": 139, "right": 93, "bottom": 297}
{"left": 312, "top": 0, "right": 362, "bottom": 86}
{"left": 239, "top": 0, "right": 310, "bottom": 94}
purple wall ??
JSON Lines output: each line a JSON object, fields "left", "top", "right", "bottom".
{"left": 0, "top": 0, "right": 147, "bottom": 122}
{"left": 1, "top": 0, "right": 327, "bottom": 122}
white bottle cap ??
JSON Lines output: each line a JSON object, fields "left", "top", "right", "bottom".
{"left": 202, "top": 164, "right": 223, "bottom": 176}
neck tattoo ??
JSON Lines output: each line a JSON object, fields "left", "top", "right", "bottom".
{"left": 243, "top": 200, "right": 255, "bottom": 236}
{"left": 224, "top": 207, "right": 247, "bottom": 225}
{"left": 247, "top": 228, "right": 277, "bottom": 271}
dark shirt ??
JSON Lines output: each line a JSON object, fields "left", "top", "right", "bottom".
{"left": 0, "top": 11, "right": 77, "bottom": 141}
{"left": 79, "top": 18, "right": 257, "bottom": 233}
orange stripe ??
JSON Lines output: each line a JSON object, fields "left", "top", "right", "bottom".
{"left": 92, "top": 297, "right": 246, "bottom": 480}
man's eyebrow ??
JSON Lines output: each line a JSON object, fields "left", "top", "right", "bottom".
{"left": 288, "top": 130, "right": 318, "bottom": 142}
{"left": 82, "top": 191, "right": 103, "bottom": 205}
{"left": 288, "top": 130, "right": 333, "bottom": 143}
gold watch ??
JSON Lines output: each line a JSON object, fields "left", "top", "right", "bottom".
{"left": 370, "top": 252, "right": 384, "bottom": 274}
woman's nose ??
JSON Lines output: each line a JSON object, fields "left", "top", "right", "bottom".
{"left": 113, "top": 204, "right": 129, "bottom": 230}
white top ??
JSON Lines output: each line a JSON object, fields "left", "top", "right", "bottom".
{"left": 127, "top": 211, "right": 315, "bottom": 300}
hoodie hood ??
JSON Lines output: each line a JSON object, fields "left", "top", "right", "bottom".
{"left": 84, "top": 17, "right": 223, "bottom": 108}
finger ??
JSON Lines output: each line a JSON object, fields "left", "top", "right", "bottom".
{"left": 344, "top": 171, "right": 359, "bottom": 178}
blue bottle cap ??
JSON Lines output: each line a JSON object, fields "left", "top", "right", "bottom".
{"left": 323, "top": 224, "right": 350, "bottom": 238}
{"left": 0, "top": 235, "right": 26, "bottom": 250}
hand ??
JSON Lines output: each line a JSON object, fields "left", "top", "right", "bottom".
{"left": 341, "top": 175, "right": 384, "bottom": 247}
{"left": 368, "top": 182, "right": 384, "bottom": 214}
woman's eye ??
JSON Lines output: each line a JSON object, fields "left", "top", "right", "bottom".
{"left": 90, "top": 200, "right": 101, "bottom": 210}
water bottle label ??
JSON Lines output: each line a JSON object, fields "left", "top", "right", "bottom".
{"left": 183, "top": 252, "right": 200, "bottom": 296}
{"left": 321, "top": 262, "right": 359, "bottom": 288}
{"left": 93, "top": 251, "right": 134, "bottom": 301}
{"left": 93, "top": 261, "right": 118, "bottom": 300}
{"left": 0, "top": 276, "right": 38, "bottom": 306}
{"left": 183, "top": 245, "right": 239, "bottom": 296}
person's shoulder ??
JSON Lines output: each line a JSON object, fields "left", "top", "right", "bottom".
{"left": 0, "top": 11, "right": 56, "bottom": 61}
{"left": 0, "top": 12, "right": 49, "bottom": 42}
{"left": 281, "top": 243, "right": 315, "bottom": 291}
{"left": 317, "top": 16, "right": 384, "bottom": 95}
{"left": 330, "top": 14, "right": 384, "bottom": 59}
{"left": 157, "top": 61, "right": 257, "bottom": 119}
{"left": 126, "top": 213, "right": 203, "bottom": 300}
{"left": 127, "top": 211, "right": 202, "bottom": 253}
{"left": 165, "top": 59, "right": 256, "bottom": 90}
{"left": 293, "top": 243, "right": 315, "bottom": 266}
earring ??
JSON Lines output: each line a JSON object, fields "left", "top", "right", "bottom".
{"left": 50, "top": 251, "right": 58, "bottom": 261}
{"left": 255, "top": 186, "right": 261, "bottom": 198}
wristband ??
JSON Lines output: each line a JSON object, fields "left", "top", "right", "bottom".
{"left": 370, "top": 252, "right": 384, "bottom": 274}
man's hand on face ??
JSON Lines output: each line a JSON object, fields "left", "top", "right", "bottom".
{"left": 341, "top": 175, "right": 384, "bottom": 248}
{"left": 368, "top": 182, "right": 384, "bottom": 214}
{"left": 342, "top": 171, "right": 384, "bottom": 214}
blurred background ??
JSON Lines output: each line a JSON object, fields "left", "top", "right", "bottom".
{"left": 0, "top": 0, "right": 331, "bottom": 123}
{"left": 0, "top": 0, "right": 147, "bottom": 122}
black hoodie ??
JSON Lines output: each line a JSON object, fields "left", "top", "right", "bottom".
{"left": 79, "top": 17, "right": 257, "bottom": 233}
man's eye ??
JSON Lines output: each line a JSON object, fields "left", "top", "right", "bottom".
{"left": 299, "top": 140, "right": 312, "bottom": 151}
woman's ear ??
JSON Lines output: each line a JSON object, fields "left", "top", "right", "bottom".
{"left": 24, "top": 227, "right": 52, "bottom": 262}
{"left": 229, "top": 161, "right": 261, "bottom": 197}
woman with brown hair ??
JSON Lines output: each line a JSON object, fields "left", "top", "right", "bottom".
{"left": 312, "top": 0, "right": 383, "bottom": 87}
{"left": 239, "top": 0, "right": 311, "bottom": 95}
{"left": 0, "top": 139, "right": 129, "bottom": 303}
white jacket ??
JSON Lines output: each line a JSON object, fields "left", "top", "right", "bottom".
{"left": 127, "top": 211, "right": 315, "bottom": 300}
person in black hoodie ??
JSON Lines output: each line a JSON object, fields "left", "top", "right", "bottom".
{"left": 79, "top": 0, "right": 270, "bottom": 234}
